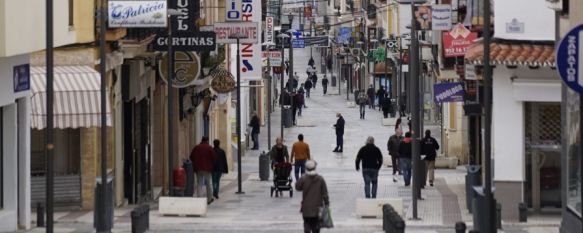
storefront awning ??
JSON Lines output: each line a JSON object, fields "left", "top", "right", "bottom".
{"left": 30, "top": 66, "right": 112, "bottom": 129}
{"left": 373, "top": 62, "right": 393, "bottom": 75}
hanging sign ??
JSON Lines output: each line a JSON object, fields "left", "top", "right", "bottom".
{"left": 266, "top": 17, "right": 275, "bottom": 44}
{"left": 214, "top": 22, "right": 259, "bottom": 44}
{"left": 442, "top": 24, "right": 477, "bottom": 58}
{"left": 108, "top": 1, "right": 167, "bottom": 28}
{"left": 225, "top": 0, "right": 242, "bottom": 21}
{"left": 152, "top": 31, "right": 216, "bottom": 51}
{"left": 414, "top": 5, "right": 432, "bottom": 30}
{"left": 434, "top": 82, "right": 465, "bottom": 103}
{"left": 556, "top": 24, "right": 583, "bottom": 94}
{"left": 13, "top": 64, "right": 30, "bottom": 93}
{"left": 229, "top": 0, "right": 262, "bottom": 81}
{"left": 168, "top": 0, "right": 199, "bottom": 32}
{"left": 159, "top": 51, "right": 202, "bottom": 88}
{"left": 432, "top": 4, "right": 452, "bottom": 31}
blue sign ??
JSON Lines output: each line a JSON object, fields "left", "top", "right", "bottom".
{"left": 557, "top": 24, "right": 583, "bottom": 94}
{"left": 292, "top": 39, "right": 305, "bottom": 48}
{"left": 13, "top": 64, "right": 30, "bottom": 93}
{"left": 434, "top": 82, "right": 464, "bottom": 103}
{"left": 337, "top": 27, "right": 352, "bottom": 44}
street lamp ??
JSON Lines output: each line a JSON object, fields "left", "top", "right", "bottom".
{"left": 229, "top": 32, "right": 249, "bottom": 195}
{"left": 276, "top": 33, "right": 290, "bottom": 139}
{"left": 262, "top": 41, "right": 276, "bottom": 149}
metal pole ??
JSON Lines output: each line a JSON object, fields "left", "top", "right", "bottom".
{"left": 98, "top": 1, "right": 109, "bottom": 231}
{"left": 410, "top": 1, "right": 421, "bottom": 219}
{"left": 267, "top": 46, "right": 272, "bottom": 149}
{"left": 398, "top": 37, "right": 403, "bottom": 117}
{"left": 45, "top": 0, "right": 54, "bottom": 232}
{"left": 281, "top": 40, "right": 285, "bottom": 139}
{"left": 236, "top": 38, "right": 244, "bottom": 194}
{"left": 483, "top": 0, "right": 494, "bottom": 230}
{"left": 167, "top": 13, "right": 175, "bottom": 197}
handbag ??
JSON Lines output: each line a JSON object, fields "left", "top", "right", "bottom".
{"left": 319, "top": 206, "right": 334, "bottom": 228}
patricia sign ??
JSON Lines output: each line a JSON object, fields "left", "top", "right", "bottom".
{"left": 434, "top": 82, "right": 465, "bottom": 103}
{"left": 108, "top": 1, "right": 167, "bottom": 28}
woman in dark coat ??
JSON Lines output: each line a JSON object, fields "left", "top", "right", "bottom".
{"left": 212, "top": 139, "right": 229, "bottom": 199}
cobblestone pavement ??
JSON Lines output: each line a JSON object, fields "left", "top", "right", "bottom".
{"left": 25, "top": 42, "right": 561, "bottom": 233}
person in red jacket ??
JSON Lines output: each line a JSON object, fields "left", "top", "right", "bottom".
{"left": 190, "top": 136, "right": 217, "bottom": 204}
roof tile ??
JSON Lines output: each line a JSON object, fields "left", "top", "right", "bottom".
{"left": 464, "top": 41, "right": 555, "bottom": 67}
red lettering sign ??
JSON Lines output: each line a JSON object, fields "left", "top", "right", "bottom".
{"left": 442, "top": 31, "right": 477, "bottom": 58}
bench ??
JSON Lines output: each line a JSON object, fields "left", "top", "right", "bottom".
{"left": 159, "top": 197, "right": 207, "bottom": 217}
{"left": 356, "top": 198, "right": 403, "bottom": 218}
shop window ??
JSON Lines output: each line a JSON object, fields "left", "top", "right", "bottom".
{"left": 566, "top": 90, "right": 582, "bottom": 217}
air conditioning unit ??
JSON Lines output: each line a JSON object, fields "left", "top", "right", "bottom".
{"left": 545, "top": 0, "right": 563, "bottom": 11}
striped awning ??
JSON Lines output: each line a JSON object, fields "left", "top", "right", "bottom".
{"left": 30, "top": 66, "right": 112, "bottom": 129}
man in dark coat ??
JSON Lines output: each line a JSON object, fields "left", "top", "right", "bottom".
{"left": 376, "top": 87, "right": 386, "bottom": 111}
{"left": 321, "top": 75, "right": 329, "bottom": 95}
{"left": 355, "top": 136, "right": 383, "bottom": 198}
{"left": 333, "top": 113, "right": 345, "bottom": 152}
{"left": 295, "top": 160, "right": 329, "bottom": 233}
{"left": 311, "top": 73, "right": 318, "bottom": 89}
{"left": 421, "top": 130, "right": 440, "bottom": 187}
{"left": 212, "top": 139, "right": 228, "bottom": 199}
{"left": 248, "top": 112, "right": 260, "bottom": 150}
{"left": 190, "top": 136, "right": 217, "bottom": 203}
{"left": 398, "top": 132, "right": 413, "bottom": 186}
{"left": 381, "top": 93, "right": 392, "bottom": 118}
{"left": 304, "top": 79, "right": 313, "bottom": 98}
{"left": 366, "top": 85, "right": 375, "bottom": 109}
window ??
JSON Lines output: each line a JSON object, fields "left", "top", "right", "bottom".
{"left": 68, "top": 0, "right": 74, "bottom": 28}
{"left": 566, "top": 89, "right": 581, "bottom": 217}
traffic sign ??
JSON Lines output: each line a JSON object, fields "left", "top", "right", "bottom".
{"left": 557, "top": 24, "right": 583, "bottom": 94}
{"left": 292, "top": 39, "right": 305, "bottom": 48}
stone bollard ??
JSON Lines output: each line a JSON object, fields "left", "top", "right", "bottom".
{"left": 455, "top": 221, "right": 466, "bottom": 233}
{"left": 36, "top": 203, "right": 45, "bottom": 227}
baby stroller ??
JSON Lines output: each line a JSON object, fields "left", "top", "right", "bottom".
{"left": 270, "top": 162, "right": 293, "bottom": 198}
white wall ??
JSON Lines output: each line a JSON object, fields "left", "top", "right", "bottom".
{"left": 493, "top": 0, "right": 555, "bottom": 41}
{"left": 0, "top": 0, "right": 76, "bottom": 57}
{"left": 492, "top": 68, "right": 525, "bottom": 182}
{"left": 0, "top": 55, "right": 32, "bottom": 106}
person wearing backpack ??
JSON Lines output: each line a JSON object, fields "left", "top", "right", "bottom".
{"left": 421, "top": 130, "right": 440, "bottom": 187}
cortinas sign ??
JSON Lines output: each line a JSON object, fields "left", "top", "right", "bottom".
{"left": 152, "top": 0, "right": 216, "bottom": 52}
{"left": 108, "top": 1, "right": 167, "bottom": 28}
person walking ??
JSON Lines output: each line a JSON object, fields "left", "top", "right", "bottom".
{"left": 294, "top": 91, "right": 305, "bottom": 117}
{"left": 269, "top": 137, "right": 290, "bottom": 167}
{"left": 311, "top": 72, "right": 318, "bottom": 89}
{"left": 333, "top": 113, "right": 345, "bottom": 152}
{"left": 421, "top": 130, "right": 440, "bottom": 187}
{"left": 387, "top": 128, "right": 403, "bottom": 182}
{"left": 321, "top": 75, "right": 329, "bottom": 95}
{"left": 398, "top": 132, "right": 413, "bottom": 186}
{"left": 366, "top": 85, "right": 375, "bottom": 109}
{"left": 211, "top": 139, "right": 228, "bottom": 199}
{"left": 189, "top": 136, "right": 217, "bottom": 204}
{"left": 304, "top": 79, "right": 313, "bottom": 98}
{"left": 357, "top": 91, "right": 369, "bottom": 119}
{"left": 381, "top": 93, "right": 392, "bottom": 118}
{"left": 291, "top": 92, "right": 299, "bottom": 125}
{"left": 248, "top": 112, "right": 260, "bottom": 150}
{"left": 295, "top": 160, "right": 329, "bottom": 233}
{"left": 376, "top": 87, "right": 386, "bottom": 111}
{"left": 291, "top": 134, "right": 311, "bottom": 181}
{"left": 293, "top": 72, "right": 300, "bottom": 89}
{"left": 355, "top": 136, "right": 383, "bottom": 198}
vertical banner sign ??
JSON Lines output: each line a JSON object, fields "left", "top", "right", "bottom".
{"left": 413, "top": 5, "right": 432, "bottom": 30}
{"left": 168, "top": 0, "right": 199, "bottom": 32}
{"left": 431, "top": 4, "right": 452, "bottom": 31}
{"left": 266, "top": 17, "right": 274, "bottom": 44}
{"left": 556, "top": 24, "right": 583, "bottom": 93}
{"left": 225, "top": 0, "right": 242, "bottom": 21}
{"left": 231, "top": 0, "right": 262, "bottom": 81}
{"left": 442, "top": 24, "right": 478, "bottom": 58}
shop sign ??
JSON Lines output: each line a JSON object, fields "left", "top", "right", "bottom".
{"left": 432, "top": 4, "right": 452, "bottom": 31}
{"left": 434, "top": 82, "right": 465, "bottom": 103}
{"left": 211, "top": 74, "right": 236, "bottom": 93}
{"left": 506, "top": 18, "right": 525, "bottom": 34}
{"left": 265, "top": 17, "right": 275, "bottom": 44}
{"left": 108, "top": 1, "right": 167, "bottom": 28}
{"left": 337, "top": 27, "right": 352, "bottom": 44}
{"left": 168, "top": 0, "right": 198, "bottom": 32}
{"left": 152, "top": 31, "right": 216, "bottom": 51}
{"left": 442, "top": 24, "right": 477, "bottom": 58}
{"left": 225, "top": 0, "right": 242, "bottom": 21}
{"left": 556, "top": 23, "right": 583, "bottom": 94}
{"left": 303, "top": 36, "right": 330, "bottom": 47}
{"left": 413, "top": 5, "right": 432, "bottom": 30}
{"left": 262, "top": 51, "right": 282, "bottom": 66}
{"left": 465, "top": 64, "right": 478, "bottom": 80}
{"left": 214, "top": 22, "right": 259, "bottom": 44}
{"left": 159, "top": 51, "right": 202, "bottom": 88}
{"left": 292, "top": 39, "right": 305, "bottom": 48}
{"left": 13, "top": 64, "right": 30, "bottom": 93}
{"left": 304, "top": 5, "right": 312, "bottom": 19}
